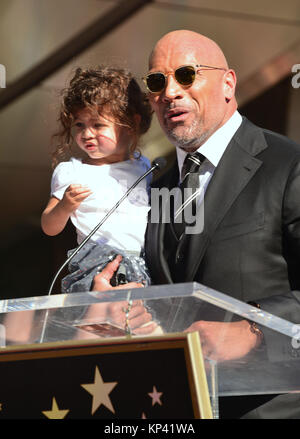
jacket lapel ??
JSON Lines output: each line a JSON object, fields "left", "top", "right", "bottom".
{"left": 146, "top": 164, "right": 179, "bottom": 284}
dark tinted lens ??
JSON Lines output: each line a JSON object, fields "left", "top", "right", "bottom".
{"left": 175, "top": 66, "right": 195, "bottom": 85}
{"left": 146, "top": 73, "right": 166, "bottom": 92}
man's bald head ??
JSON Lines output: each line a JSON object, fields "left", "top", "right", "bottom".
{"left": 149, "top": 30, "right": 229, "bottom": 70}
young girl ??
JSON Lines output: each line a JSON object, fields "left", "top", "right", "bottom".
{"left": 41, "top": 66, "right": 153, "bottom": 293}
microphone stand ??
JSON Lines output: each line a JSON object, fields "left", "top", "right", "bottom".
{"left": 39, "top": 158, "right": 165, "bottom": 343}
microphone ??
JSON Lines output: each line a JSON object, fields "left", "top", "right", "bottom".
{"left": 47, "top": 157, "right": 166, "bottom": 296}
{"left": 151, "top": 157, "right": 167, "bottom": 171}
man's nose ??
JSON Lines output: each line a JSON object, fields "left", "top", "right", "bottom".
{"left": 162, "top": 74, "right": 184, "bottom": 102}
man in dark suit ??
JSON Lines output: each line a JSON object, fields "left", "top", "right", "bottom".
{"left": 93, "top": 29, "right": 300, "bottom": 417}
{"left": 141, "top": 29, "right": 300, "bottom": 418}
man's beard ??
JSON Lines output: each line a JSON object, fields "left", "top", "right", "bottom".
{"left": 164, "top": 118, "right": 207, "bottom": 152}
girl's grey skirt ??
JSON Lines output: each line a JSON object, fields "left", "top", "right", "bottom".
{"left": 61, "top": 242, "right": 151, "bottom": 293}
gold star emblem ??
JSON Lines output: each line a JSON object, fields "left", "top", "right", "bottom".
{"left": 148, "top": 385, "right": 163, "bottom": 406}
{"left": 81, "top": 366, "right": 117, "bottom": 415}
{"left": 42, "top": 397, "right": 69, "bottom": 419}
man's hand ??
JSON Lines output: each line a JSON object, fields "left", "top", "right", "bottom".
{"left": 91, "top": 255, "right": 158, "bottom": 335}
{"left": 186, "top": 320, "right": 260, "bottom": 362}
{"left": 92, "top": 255, "right": 144, "bottom": 291}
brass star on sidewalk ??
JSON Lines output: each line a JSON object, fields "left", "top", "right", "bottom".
{"left": 148, "top": 385, "right": 163, "bottom": 406}
{"left": 81, "top": 366, "right": 117, "bottom": 415}
{"left": 42, "top": 397, "right": 69, "bottom": 419}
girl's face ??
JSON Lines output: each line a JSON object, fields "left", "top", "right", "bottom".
{"left": 73, "top": 108, "right": 132, "bottom": 165}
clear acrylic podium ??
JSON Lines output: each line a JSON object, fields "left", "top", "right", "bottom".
{"left": 0, "top": 282, "right": 300, "bottom": 419}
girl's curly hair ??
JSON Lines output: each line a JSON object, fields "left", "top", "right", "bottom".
{"left": 51, "top": 66, "right": 153, "bottom": 168}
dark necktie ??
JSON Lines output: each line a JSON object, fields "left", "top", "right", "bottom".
{"left": 173, "top": 152, "right": 204, "bottom": 238}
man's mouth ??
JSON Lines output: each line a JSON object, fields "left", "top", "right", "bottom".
{"left": 165, "top": 108, "right": 189, "bottom": 123}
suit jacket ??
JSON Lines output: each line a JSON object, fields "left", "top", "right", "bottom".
{"left": 144, "top": 117, "right": 300, "bottom": 418}
{"left": 146, "top": 117, "right": 300, "bottom": 312}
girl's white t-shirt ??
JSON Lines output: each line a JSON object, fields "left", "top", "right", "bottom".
{"left": 51, "top": 156, "right": 151, "bottom": 252}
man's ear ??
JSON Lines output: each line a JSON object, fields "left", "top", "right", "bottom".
{"left": 223, "top": 69, "right": 237, "bottom": 102}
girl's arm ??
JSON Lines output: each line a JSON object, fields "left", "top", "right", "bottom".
{"left": 41, "top": 184, "right": 92, "bottom": 236}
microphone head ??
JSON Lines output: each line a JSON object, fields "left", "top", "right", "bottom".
{"left": 152, "top": 157, "right": 167, "bottom": 170}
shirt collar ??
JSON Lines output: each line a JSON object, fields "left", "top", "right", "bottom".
{"left": 177, "top": 110, "right": 242, "bottom": 175}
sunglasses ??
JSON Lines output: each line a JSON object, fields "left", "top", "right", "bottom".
{"left": 143, "top": 64, "right": 227, "bottom": 93}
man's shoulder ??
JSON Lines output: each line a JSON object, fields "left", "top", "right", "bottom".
{"left": 262, "top": 126, "right": 300, "bottom": 152}
{"left": 237, "top": 117, "right": 300, "bottom": 157}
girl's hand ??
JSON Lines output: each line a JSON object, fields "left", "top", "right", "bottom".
{"left": 41, "top": 185, "right": 92, "bottom": 236}
{"left": 61, "top": 184, "right": 92, "bottom": 213}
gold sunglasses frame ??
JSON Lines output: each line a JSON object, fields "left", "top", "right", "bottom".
{"left": 143, "top": 64, "right": 227, "bottom": 93}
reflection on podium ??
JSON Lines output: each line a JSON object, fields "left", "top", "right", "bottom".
{"left": 0, "top": 282, "right": 299, "bottom": 419}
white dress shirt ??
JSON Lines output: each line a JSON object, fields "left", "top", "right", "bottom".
{"left": 176, "top": 111, "right": 243, "bottom": 193}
